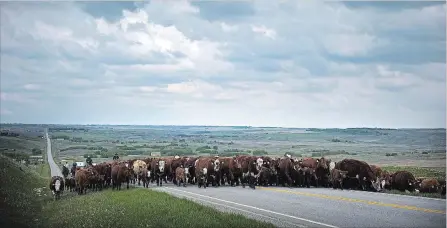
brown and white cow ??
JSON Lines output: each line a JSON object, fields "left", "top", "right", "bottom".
{"left": 416, "top": 178, "right": 440, "bottom": 193}
{"left": 390, "top": 171, "right": 416, "bottom": 192}
{"left": 219, "top": 156, "right": 241, "bottom": 186}
{"left": 235, "top": 155, "right": 258, "bottom": 189}
{"left": 195, "top": 157, "right": 222, "bottom": 188}
{"left": 49, "top": 176, "right": 64, "bottom": 200}
{"left": 151, "top": 158, "right": 168, "bottom": 186}
{"left": 335, "top": 159, "right": 381, "bottom": 192}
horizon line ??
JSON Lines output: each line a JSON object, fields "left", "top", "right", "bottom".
{"left": 0, "top": 122, "right": 445, "bottom": 130}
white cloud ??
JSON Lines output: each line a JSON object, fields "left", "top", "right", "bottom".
{"left": 251, "top": 25, "right": 277, "bottom": 40}
{"left": 23, "top": 84, "right": 41, "bottom": 90}
{"left": 0, "top": 108, "right": 13, "bottom": 115}
{"left": 0, "top": 1, "right": 445, "bottom": 128}
{"left": 221, "top": 22, "right": 238, "bottom": 32}
{"left": 322, "top": 33, "right": 380, "bottom": 56}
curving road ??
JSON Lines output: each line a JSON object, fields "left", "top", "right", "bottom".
{"left": 148, "top": 183, "right": 446, "bottom": 228}
{"left": 43, "top": 129, "right": 445, "bottom": 228}
{"left": 45, "top": 129, "right": 63, "bottom": 177}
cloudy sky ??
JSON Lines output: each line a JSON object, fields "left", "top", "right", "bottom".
{"left": 0, "top": 1, "right": 445, "bottom": 128}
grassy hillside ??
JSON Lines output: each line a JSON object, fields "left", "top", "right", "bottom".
{"left": 0, "top": 136, "right": 44, "bottom": 152}
{"left": 382, "top": 166, "right": 446, "bottom": 179}
{"left": 0, "top": 155, "right": 51, "bottom": 228}
{"left": 42, "top": 188, "right": 275, "bottom": 228}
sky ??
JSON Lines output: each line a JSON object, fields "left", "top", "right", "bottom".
{"left": 0, "top": 0, "right": 446, "bottom": 128}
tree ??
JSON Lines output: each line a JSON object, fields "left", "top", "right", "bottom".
{"left": 31, "top": 148, "right": 42, "bottom": 155}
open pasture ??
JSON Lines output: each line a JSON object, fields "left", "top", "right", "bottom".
{"left": 42, "top": 125, "right": 446, "bottom": 170}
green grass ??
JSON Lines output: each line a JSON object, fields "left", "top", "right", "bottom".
{"left": 42, "top": 189, "right": 275, "bottom": 228}
{"left": 0, "top": 155, "right": 51, "bottom": 228}
{"left": 383, "top": 189, "right": 445, "bottom": 199}
{"left": 0, "top": 136, "right": 44, "bottom": 153}
{"left": 382, "top": 166, "right": 446, "bottom": 179}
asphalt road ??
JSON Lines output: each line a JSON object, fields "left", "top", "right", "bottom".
{"left": 147, "top": 183, "right": 446, "bottom": 228}
{"left": 45, "top": 130, "right": 63, "bottom": 177}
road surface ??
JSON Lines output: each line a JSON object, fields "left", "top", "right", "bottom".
{"left": 148, "top": 183, "right": 446, "bottom": 228}
{"left": 45, "top": 129, "right": 63, "bottom": 177}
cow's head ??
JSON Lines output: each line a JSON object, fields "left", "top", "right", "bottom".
{"left": 407, "top": 179, "right": 416, "bottom": 191}
{"left": 256, "top": 158, "right": 263, "bottom": 171}
{"left": 54, "top": 179, "right": 61, "bottom": 192}
{"left": 262, "top": 158, "right": 271, "bottom": 168}
{"left": 329, "top": 161, "right": 336, "bottom": 171}
{"left": 370, "top": 177, "right": 382, "bottom": 192}
{"left": 316, "top": 157, "right": 329, "bottom": 170}
{"left": 213, "top": 159, "right": 221, "bottom": 172}
{"left": 158, "top": 160, "right": 165, "bottom": 172}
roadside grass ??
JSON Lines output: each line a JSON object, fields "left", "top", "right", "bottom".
{"left": 42, "top": 188, "right": 275, "bottom": 228}
{"left": 383, "top": 189, "right": 445, "bottom": 199}
{"left": 381, "top": 166, "right": 446, "bottom": 179}
{"left": 0, "top": 155, "right": 51, "bottom": 228}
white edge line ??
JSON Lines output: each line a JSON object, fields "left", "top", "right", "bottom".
{"left": 358, "top": 190, "right": 446, "bottom": 202}
{"left": 164, "top": 187, "right": 339, "bottom": 228}
{"left": 158, "top": 189, "right": 307, "bottom": 228}
{"left": 291, "top": 187, "right": 447, "bottom": 202}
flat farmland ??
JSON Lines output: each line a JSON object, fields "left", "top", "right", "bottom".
{"left": 47, "top": 125, "right": 445, "bottom": 171}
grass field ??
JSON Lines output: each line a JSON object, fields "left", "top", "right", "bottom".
{"left": 42, "top": 189, "right": 275, "bottom": 228}
{"left": 40, "top": 125, "right": 446, "bottom": 170}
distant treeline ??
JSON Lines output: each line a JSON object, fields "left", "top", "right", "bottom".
{"left": 306, "top": 128, "right": 390, "bottom": 136}
{"left": 49, "top": 127, "right": 89, "bottom": 132}
{"left": 1, "top": 151, "right": 30, "bottom": 161}
{"left": 60, "top": 146, "right": 108, "bottom": 152}
{"left": 0, "top": 131, "right": 20, "bottom": 137}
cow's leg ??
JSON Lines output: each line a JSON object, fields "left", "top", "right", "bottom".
{"left": 220, "top": 171, "right": 226, "bottom": 186}
{"left": 229, "top": 170, "right": 235, "bottom": 187}
{"left": 284, "top": 171, "right": 292, "bottom": 187}
{"left": 249, "top": 172, "right": 256, "bottom": 189}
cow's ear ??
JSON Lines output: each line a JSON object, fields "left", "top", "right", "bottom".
{"left": 316, "top": 159, "right": 320, "bottom": 163}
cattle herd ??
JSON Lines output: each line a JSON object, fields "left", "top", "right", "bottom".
{"left": 50, "top": 155, "right": 446, "bottom": 200}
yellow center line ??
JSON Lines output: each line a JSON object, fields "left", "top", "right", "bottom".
{"left": 258, "top": 187, "right": 446, "bottom": 215}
